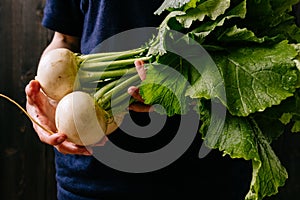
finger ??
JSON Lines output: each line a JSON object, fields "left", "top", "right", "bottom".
{"left": 55, "top": 142, "right": 93, "bottom": 156}
{"left": 92, "top": 136, "right": 108, "bottom": 147}
{"left": 128, "top": 86, "right": 144, "bottom": 102}
{"left": 36, "top": 129, "right": 66, "bottom": 146}
{"left": 26, "top": 96, "right": 57, "bottom": 131}
{"left": 128, "top": 102, "right": 154, "bottom": 113}
{"left": 25, "top": 80, "right": 41, "bottom": 105}
{"left": 26, "top": 80, "right": 56, "bottom": 122}
{"left": 134, "top": 60, "right": 146, "bottom": 81}
{"left": 26, "top": 80, "right": 52, "bottom": 109}
{"left": 26, "top": 97, "right": 59, "bottom": 145}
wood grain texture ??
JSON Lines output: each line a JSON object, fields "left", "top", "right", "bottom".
{"left": 0, "top": 1, "right": 300, "bottom": 200}
{"left": 0, "top": 0, "right": 56, "bottom": 199}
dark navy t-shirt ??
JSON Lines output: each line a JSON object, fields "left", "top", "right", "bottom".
{"left": 42, "top": 0, "right": 164, "bottom": 54}
{"left": 42, "top": 0, "right": 252, "bottom": 199}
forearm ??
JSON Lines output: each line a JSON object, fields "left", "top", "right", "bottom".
{"left": 42, "top": 32, "right": 80, "bottom": 57}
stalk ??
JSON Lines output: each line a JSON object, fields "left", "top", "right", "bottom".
{"left": 79, "top": 47, "right": 146, "bottom": 61}
{"left": 79, "top": 56, "right": 151, "bottom": 71}
{"left": 72, "top": 47, "right": 151, "bottom": 118}
{"left": 97, "top": 74, "right": 141, "bottom": 108}
{"left": 81, "top": 48, "right": 146, "bottom": 64}
{"left": 103, "top": 92, "right": 135, "bottom": 113}
{"left": 94, "top": 79, "right": 119, "bottom": 100}
{"left": 78, "top": 67, "right": 137, "bottom": 82}
{"left": 109, "top": 88, "right": 138, "bottom": 109}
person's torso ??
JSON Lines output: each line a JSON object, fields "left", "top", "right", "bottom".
{"left": 79, "top": 0, "right": 164, "bottom": 54}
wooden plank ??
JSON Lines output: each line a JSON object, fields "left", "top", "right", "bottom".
{"left": 0, "top": 0, "right": 56, "bottom": 199}
{"left": 0, "top": 0, "right": 300, "bottom": 200}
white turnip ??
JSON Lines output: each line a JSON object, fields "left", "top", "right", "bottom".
{"left": 35, "top": 48, "right": 79, "bottom": 101}
{"left": 0, "top": 92, "right": 124, "bottom": 146}
{"left": 33, "top": 47, "right": 150, "bottom": 145}
{"left": 55, "top": 91, "right": 125, "bottom": 146}
{"left": 35, "top": 47, "right": 149, "bottom": 101}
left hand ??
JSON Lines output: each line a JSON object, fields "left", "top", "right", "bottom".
{"left": 127, "top": 60, "right": 154, "bottom": 112}
{"left": 25, "top": 80, "right": 94, "bottom": 155}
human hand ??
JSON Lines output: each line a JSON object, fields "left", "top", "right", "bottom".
{"left": 25, "top": 80, "right": 93, "bottom": 155}
{"left": 127, "top": 60, "right": 154, "bottom": 112}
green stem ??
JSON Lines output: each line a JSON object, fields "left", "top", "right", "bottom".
{"left": 93, "top": 79, "right": 119, "bottom": 100}
{"left": 79, "top": 67, "right": 137, "bottom": 82}
{"left": 104, "top": 94, "right": 132, "bottom": 112}
{"left": 110, "top": 89, "right": 137, "bottom": 108}
{"left": 82, "top": 48, "right": 146, "bottom": 63}
{"left": 79, "top": 56, "right": 151, "bottom": 71}
{"left": 103, "top": 88, "right": 138, "bottom": 112}
{"left": 79, "top": 47, "right": 146, "bottom": 60}
{"left": 110, "top": 92, "right": 131, "bottom": 107}
{"left": 98, "top": 74, "right": 140, "bottom": 107}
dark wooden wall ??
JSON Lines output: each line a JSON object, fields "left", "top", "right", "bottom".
{"left": 0, "top": 0, "right": 56, "bottom": 199}
{"left": 0, "top": 0, "right": 299, "bottom": 200}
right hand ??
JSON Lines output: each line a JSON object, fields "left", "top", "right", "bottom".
{"left": 127, "top": 60, "right": 154, "bottom": 112}
{"left": 25, "top": 80, "right": 93, "bottom": 155}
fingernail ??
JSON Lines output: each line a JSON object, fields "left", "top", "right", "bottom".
{"left": 83, "top": 149, "right": 92, "bottom": 156}
{"left": 56, "top": 136, "right": 65, "bottom": 143}
{"left": 149, "top": 105, "right": 155, "bottom": 112}
{"left": 83, "top": 152, "right": 92, "bottom": 156}
{"left": 127, "top": 87, "right": 135, "bottom": 94}
{"left": 134, "top": 60, "right": 143, "bottom": 67}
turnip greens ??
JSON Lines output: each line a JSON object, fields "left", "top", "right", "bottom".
{"left": 136, "top": 0, "right": 300, "bottom": 199}
{"left": 2, "top": 0, "right": 299, "bottom": 199}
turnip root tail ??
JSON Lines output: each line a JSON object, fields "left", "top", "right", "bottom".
{"left": 0, "top": 93, "right": 54, "bottom": 135}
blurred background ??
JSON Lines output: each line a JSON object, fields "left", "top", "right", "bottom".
{"left": 0, "top": 0, "right": 300, "bottom": 199}
{"left": 0, "top": 0, "right": 56, "bottom": 199}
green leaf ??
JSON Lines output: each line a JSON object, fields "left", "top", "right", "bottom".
{"left": 217, "top": 25, "right": 281, "bottom": 44}
{"left": 139, "top": 61, "right": 191, "bottom": 116}
{"left": 147, "top": 11, "right": 185, "bottom": 56}
{"left": 270, "top": 0, "right": 300, "bottom": 13}
{"left": 217, "top": 41, "right": 298, "bottom": 116}
{"left": 245, "top": 137, "right": 288, "bottom": 200}
{"left": 292, "top": 121, "right": 300, "bottom": 132}
{"left": 279, "top": 113, "right": 294, "bottom": 124}
{"left": 189, "top": 0, "right": 247, "bottom": 43}
{"left": 269, "top": 20, "right": 300, "bottom": 43}
{"left": 255, "top": 89, "right": 300, "bottom": 138}
{"left": 185, "top": 51, "right": 226, "bottom": 103}
{"left": 253, "top": 90, "right": 300, "bottom": 141}
{"left": 200, "top": 104, "right": 288, "bottom": 200}
{"left": 253, "top": 113, "right": 285, "bottom": 143}
{"left": 142, "top": 1, "right": 300, "bottom": 199}
{"left": 176, "top": 0, "right": 231, "bottom": 28}
{"left": 278, "top": 89, "right": 300, "bottom": 133}
{"left": 154, "top": 0, "right": 191, "bottom": 15}
{"left": 188, "top": 41, "right": 298, "bottom": 117}
{"left": 200, "top": 103, "right": 257, "bottom": 160}
{"left": 182, "top": 0, "right": 199, "bottom": 11}
{"left": 242, "top": 0, "right": 300, "bottom": 36}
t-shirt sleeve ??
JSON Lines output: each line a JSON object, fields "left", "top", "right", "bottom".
{"left": 42, "top": 0, "right": 83, "bottom": 37}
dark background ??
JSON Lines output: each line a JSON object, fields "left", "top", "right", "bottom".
{"left": 0, "top": 0, "right": 56, "bottom": 199}
{"left": 0, "top": 0, "right": 299, "bottom": 199}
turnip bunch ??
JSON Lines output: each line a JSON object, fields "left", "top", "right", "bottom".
{"left": 35, "top": 47, "right": 151, "bottom": 146}
{"left": 2, "top": 0, "right": 300, "bottom": 198}
{"left": 36, "top": 47, "right": 149, "bottom": 101}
